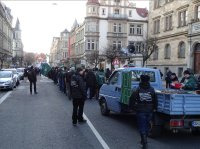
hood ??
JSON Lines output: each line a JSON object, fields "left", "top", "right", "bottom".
{"left": 139, "top": 82, "right": 151, "bottom": 89}
{"left": 0, "top": 78, "right": 12, "bottom": 82}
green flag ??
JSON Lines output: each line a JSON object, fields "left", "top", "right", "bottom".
{"left": 41, "top": 63, "right": 51, "bottom": 77}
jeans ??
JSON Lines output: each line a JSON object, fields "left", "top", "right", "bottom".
{"left": 136, "top": 112, "right": 153, "bottom": 135}
{"left": 72, "top": 99, "right": 85, "bottom": 123}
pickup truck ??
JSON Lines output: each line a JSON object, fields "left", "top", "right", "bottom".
{"left": 99, "top": 67, "right": 200, "bottom": 136}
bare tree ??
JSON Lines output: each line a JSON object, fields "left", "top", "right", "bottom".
{"left": 85, "top": 50, "right": 105, "bottom": 68}
{"left": 140, "top": 37, "right": 158, "bottom": 67}
{"left": 102, "top": 45, "right": 122, "bottom": 69}
{"left": 0, "top": 53, "right": 9, "bottom": 69}
{"left": 24, "top": 52, "right": 36, "bottom": 66}
{"left": 70, "top": 57, "right": 81, "bottom": 68}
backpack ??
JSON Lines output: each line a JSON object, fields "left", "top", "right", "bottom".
{"left": 70, "top": 75, "right": 79, "bottom": 88}
{"left": 97, "top": 72, "right": 105, "bottom": 86}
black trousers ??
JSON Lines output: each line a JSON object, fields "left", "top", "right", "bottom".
{"left": 72, "top": 99, "right": 85, "bottom": 122}
{"left": 86, "top": 85, "right": 95, "bottom": 99}
{"left": 30, "top": 81, "right": 37, "bottom": 93}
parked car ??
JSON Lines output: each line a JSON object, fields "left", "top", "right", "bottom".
{"left": 0, "top": 70, "right": 16, "bottom": 90}
{"left": 1, "top": 68, "right": 20, "bottom": 86}
{"left": 17, "top": 68, "right": 25, "bottom": 80}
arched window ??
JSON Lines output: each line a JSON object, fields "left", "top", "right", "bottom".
{"left": 153, "top": 48, "right": 159, "bottom": 60}
{"left": 178, "top": 42, "right": 185, "bottom": 58}
{"left": 164, "top": 44, "right": 171, "bottom": 59}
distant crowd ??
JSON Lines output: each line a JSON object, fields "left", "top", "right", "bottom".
{"left": 47, "top": 66, "right": 112, "bottom": 100}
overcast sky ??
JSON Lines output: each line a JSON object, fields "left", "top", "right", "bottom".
{"left": 2, "top": 0, "right": 149, "bottom": 54}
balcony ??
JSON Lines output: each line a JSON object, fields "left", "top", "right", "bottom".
{"left": 108, "top": 14, "right": 128, "bottom": 20}
{"left": 107, "top": 32, "right": 127, "bottom": 38}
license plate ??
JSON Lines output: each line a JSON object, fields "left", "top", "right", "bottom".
{"left": 192, "top": 121, "right": 200, "bottom": 127}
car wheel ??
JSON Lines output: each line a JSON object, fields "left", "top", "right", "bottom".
{"left": 100, "top": 98, "right": 110, "bottom": 116}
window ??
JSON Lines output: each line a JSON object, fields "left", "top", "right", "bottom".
{"left": 113, "top": 41, "right": 117, "bottom": 49}
{"left": 102, "top": 8, "right": 105, "bottom": 15}
{"left": 178, "top": 67, "right": 183, "bottom": 77}
{"left": 113, "top": 23, "right": 117, "bottom": 32}
{"left": 129, "top": 24, "right": 135, "bottom": 34}
{"left": 153, "top": 19, "right": 160, "bottom": 34}
{"left": 118, "top": 41, "right": 122, "bottom": 49}
{"left": 154, "top": 0, "right": 160, "bottom": 9}
{"left": 178, "top": 10, "right": 188, "bottom": 27}
{"left": 131, "top": 70, "right": 156, "bottom": 82}
{"left": 129, "top": 10, "right": 132, "bottom": 17}
{"left": 87, "top": 40, "right": 90, "bottom": 50}
{"left": 165, "top": 15, "right": 172, "bottom": 31}
{"left": 197, "top": 6, "right": 200, "bottom": 20}
{"left": 178, "top": 42, "right": 185, "bottom": 58}
{"left": 118, "top": 24, "right": 121, "bottom": 32}
{"left": 91, "top": 40, "right": 95, "bottom": 50}
{"left": 114, "top": 9, "right": 119, "bottom": 15}
{"left": 109, "top": 71, "right": 120, "bottom": 85}
{"left": 129, "top": 24, "right": 143, "bottom": 35}
{"left": 153, "top": 48, "right": 159, "bottom": 60}
{"left": 114, "top": 0, "right": 120, "bottom": 3}
{"left": 164, "top": 44, "right": 171, "bottom": 59}
{"left": 136, "top": 25, "right": 142, "bottom": 35}
{"left": 93, "top": 7, "right": 95, "bottom": 12}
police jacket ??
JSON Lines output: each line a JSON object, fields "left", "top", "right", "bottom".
{"left": 129, "top": 82, "right": 157, "bottom": 112}
{"left": 70, "top": 72, "right": 86, "bottom": 100}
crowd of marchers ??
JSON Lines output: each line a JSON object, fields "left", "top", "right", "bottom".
{"left": 47, "top": 66, "right": 112, "bottom": 125}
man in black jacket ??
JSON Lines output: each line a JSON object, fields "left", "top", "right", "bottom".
{"left": 27, "top": 66, "right": 38, "bottom": 94}
{"left": 70, "top": 68, "right": 87, "bottom": 126}
{"left": 130, "top": 75, "right": 157, "bottom": 149}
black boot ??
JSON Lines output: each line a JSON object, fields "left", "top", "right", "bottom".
{"left": 140, "top": 134, "right": 148, "bottom": 149}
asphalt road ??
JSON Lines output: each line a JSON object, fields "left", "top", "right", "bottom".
{"left": 0, "top": 76, "right": 200, "bottom": 149}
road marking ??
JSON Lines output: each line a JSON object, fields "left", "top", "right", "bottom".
{"left": 83, "top": 113, "right": 110, "bottom": 149}
{"left": 0, "top": 91, "right": 12, "bottom": 104}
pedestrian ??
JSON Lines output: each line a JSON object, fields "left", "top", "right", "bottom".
{"left": 95, "top": 68, "right": 105, "bottom": 100}
{"left": 85, "top": 69, "right": 96, "bottom": 100}
{"left": 66, "top": 67, "right": 75, "bottom": 100}
{"left": 70, "top": 67, "right": 87, "bottom": 126}
{"left": 165, "top": 69, "right": 172, "bottom": 88}
{"left": 27, "top": 66, "right": 38, "bottom": 94}
{"left": 105, "top": 68, "right": 111, "bottom": 81}
{"left": 181, "top": 70, "right": 198, "bottom": 90}
{"left": 129, "top": 75, "right": 157, "bottom": 149}
{"left": 169, "top": 73, "right": 179, "bottom": 89}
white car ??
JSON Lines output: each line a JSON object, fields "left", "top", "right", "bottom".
{"left": 0, "top": 71, "right": 16, "bottom": 90}
{"left": 17, "top": 68, "right": 25, "bottom": 80}
{"left": 1, "top": 68, "right": 20, "bottom": 86}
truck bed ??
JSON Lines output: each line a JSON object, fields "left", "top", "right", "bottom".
{"left": 157, "top": 91, "right": 200, "bottom": 115}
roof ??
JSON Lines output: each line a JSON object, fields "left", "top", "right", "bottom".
{"left": 116, "top": 67, "right": 159, "bottom": 72}
{"left": 15, "top": 18, "right": 20, "bottom": 30}
{"left": 87, "top": 0, "right": 99, "bottom": 5}
{"left": 62, "top": 28, "right": 69, "bottom": 33}
{"left": 136, "top": 8, "right": 148, "bottom": 18}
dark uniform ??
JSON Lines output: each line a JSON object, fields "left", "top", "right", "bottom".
{"left": 70, "top": 68, "right": 87, "bottom": 125}
{"left": 27, "top": 66, "right": 37, "bottom": 94}
{"left": 130, "top": 75, "right": 157, "bottom": 149}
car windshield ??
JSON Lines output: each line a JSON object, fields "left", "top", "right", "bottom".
{"left": 131, "top": 70, "right": 156, "bottom": 82}
{"left": 0, "top": 72, "right": 12, "bottom": 78}
{"left": 17, "top": 69, "right": 24, "bottom": 72}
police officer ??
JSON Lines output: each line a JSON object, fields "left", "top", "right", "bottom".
{"left": 130, "top": 75, "right": 157, "bottom": 149}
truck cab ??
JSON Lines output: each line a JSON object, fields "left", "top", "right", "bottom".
{"left": 99, "top": 67, "right": 162, "bottom": 115}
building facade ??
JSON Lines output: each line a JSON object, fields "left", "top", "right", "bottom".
{"left": 12, "top": 18, "right": 24, "bottom": 67}
{"left": 0, "top": 2, "right": 13, "bottom": 68}
{"left": 49, "top": 37, "right": 60, "bottom": 67}
{"left": 148, "top": 0, "right": 200, "bottom": 77}
{"left": 85, "top": 0, "right": 148, "bottom": 69}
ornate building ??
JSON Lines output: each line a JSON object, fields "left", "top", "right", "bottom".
{"left": 12, "top": 18, "right": 24, "bottom": 67}
{"left": 148, "top": 0, "right": 200, "bottom": 77}
{"left": 69, "top": 0, "right": 148, "bottom": 69}
{"left": 0, "top": 2, "right": 13, "bottom": 68}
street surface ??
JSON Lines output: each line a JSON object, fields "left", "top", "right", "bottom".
{"left": 0, "top": 76, "right": 199, "bottom": 149}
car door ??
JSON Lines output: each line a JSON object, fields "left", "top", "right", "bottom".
{"left": 104, "top": 71, "right": 122, "bottom": 113}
